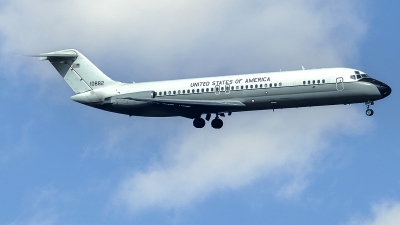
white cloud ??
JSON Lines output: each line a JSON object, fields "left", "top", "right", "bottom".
{"left": 346, "top": 201, "right": 400, "bottom": 225}
{"left": 0, "top": 0, "right": 366, "bottom": 81}
{"left": 0, "top": 0, "right": 370, "bottom": 214}
{"left": 114, "top": 106, "right": 369, "bottom": 212}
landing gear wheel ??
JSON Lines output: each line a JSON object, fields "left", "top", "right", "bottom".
{"left": 211, "top": 118, "right": 223, "bottom": 129}
{"left": 366, "top": 108, "right": 374, "bottom": 116}
{"left": 193, "top": 118, "right": 206, "bottom": 128}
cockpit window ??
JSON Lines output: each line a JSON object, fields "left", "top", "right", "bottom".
{"left": 351, "top": 74, "right": 369, "bottom": 80}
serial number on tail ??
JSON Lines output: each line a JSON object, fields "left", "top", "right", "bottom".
{"left": 90, "top": 81, "right": 104, "bottom": 86}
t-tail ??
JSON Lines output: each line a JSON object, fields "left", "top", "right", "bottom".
{"left": 28, "top": 49, "right": 118, "bottom": 94}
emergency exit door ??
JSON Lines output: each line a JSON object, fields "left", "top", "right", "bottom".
{"left": 336, "top": 77, "right": 344, "bottom": 91}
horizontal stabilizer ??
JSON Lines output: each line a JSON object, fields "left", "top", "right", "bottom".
{"left": 24, "top": 53, "right": 78, "bottom": 60}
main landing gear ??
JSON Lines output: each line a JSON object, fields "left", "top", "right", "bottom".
{"left": 193, "top": 117, "right": 206, "bottom": 128}
{"left": 211, "top": 117, "right": 223, "bottom": 129}
{"left": 193, "top": 113, "right": 228, "bottom": 129}
{"left": 365, "top": 101, "right": 374, "bottom": 116}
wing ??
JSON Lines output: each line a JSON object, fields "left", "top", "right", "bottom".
{"left": 120, "top": 97, "right": 246, "bottom": 108}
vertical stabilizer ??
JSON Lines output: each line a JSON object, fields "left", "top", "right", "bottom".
{"left": 35, "top": 49, "right": 117, "bottom": 94}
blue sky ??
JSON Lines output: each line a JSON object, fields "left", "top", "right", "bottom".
{"left": 0, "top": 0, "right": 399, "bottom": 225}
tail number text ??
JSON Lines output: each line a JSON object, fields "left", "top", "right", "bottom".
{"left": 90, "top": 81, "right": 104, "bottom": 86}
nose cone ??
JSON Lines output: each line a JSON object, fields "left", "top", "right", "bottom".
{"left": 377, "top": 83, "right": 392, "bottom": 98}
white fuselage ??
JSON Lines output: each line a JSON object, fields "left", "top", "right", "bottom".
{"left": 70, "top": 67, "right": 390, "bottom": 120}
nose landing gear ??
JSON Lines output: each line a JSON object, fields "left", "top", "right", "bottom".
{"left": 366, "top": 108, "right": 374, "bottom": 116}
{"left": 365, "top": 101, "right": 374, "bottom": 116}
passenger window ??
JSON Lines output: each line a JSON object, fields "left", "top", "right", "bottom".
{"left": 269, "top": 83, "right": 272, "bottom": 87}
{"left": 317, "top": 80, "right": 320, "bottom": 84}
{"left": 206, "top": 88, "right": 209, "bottom": 92}
{"left": 274, "top": 83, "right": 277, "bottom": 87}
{"left": 159, "top": 92, "right": 162, "bottom": 96}
{"left": 255, "top": 84, "right": 258, "bottom": 88}
{"left": 183, "top": 90, "right": 185, "bottom": 94}
{"left": 279, "top": 82, "right": 282, "bottom": 87}
{"left": 241, "top": 85, "right": 244, "bottom": 89}
{"left": 221, "top": 87, "right": 224, "bottom": 91}
{"left": 173, "top": 91, "right": 176, "bottom": 94}
{"left": 178, "top": 90, "right": 181, "bottom": 94}
{"left": 303, "top": 81, "right": 306, "bottom": 85}
{"left": 250, "top": 85, "right": 253, "bottom": 88}
{"left": 308, "top": 80, "right": 310, "bottom": 84}
{"left": 265, "top": 84, "right": 268, "bottom": 88}
{"left": 231, "top": 86, "right": 234, "bottom": 90}
{"left": 236, "top": 86, "right": 239, "bottom": 89}
{"left": 201, "top": 88, "right": 204, "bottom": 92}
{"left": 168, "top": 91, "right": 171, "bottom": 95}
{"left": 197, "top": 89, "right": 200, "bottom": 93}
{"left": 245, "top": 85, "right": 248, "bottom": 89}
{"left": 211, "top": 88, "right": 214, "bottom": 92}
{"left": 192, "top": 89, "right": 195, "bottom": 93}
{"left": 164, "top": 91, "right": 167, "bottom": 95}
{"left": 322, "top": 79, "right": 325, "bottom": 83}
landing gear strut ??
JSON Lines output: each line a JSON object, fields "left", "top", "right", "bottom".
{"left": 211, "top": 116, "right": 223, "bottom": 129}
{"left": 193, "top": 117, "right": 206, "bottom": 128}
{"left": 365, "top": 101, "right": 374, "bottom": 116}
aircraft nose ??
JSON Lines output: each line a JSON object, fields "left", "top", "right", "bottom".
{"left": 377, "top": 83, "right": 392, "bottom": 98}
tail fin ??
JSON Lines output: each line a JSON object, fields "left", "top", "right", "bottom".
{"left": 32, "top": 49, "right": 117, "bottom": 94}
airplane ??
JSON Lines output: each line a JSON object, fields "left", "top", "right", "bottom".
{"left": 28, "top": 49, "right": 392, "bottom": 129}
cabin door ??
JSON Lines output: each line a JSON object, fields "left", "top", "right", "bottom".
{"left": 336, "top": 77, "right": 344, "bottom": 91}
